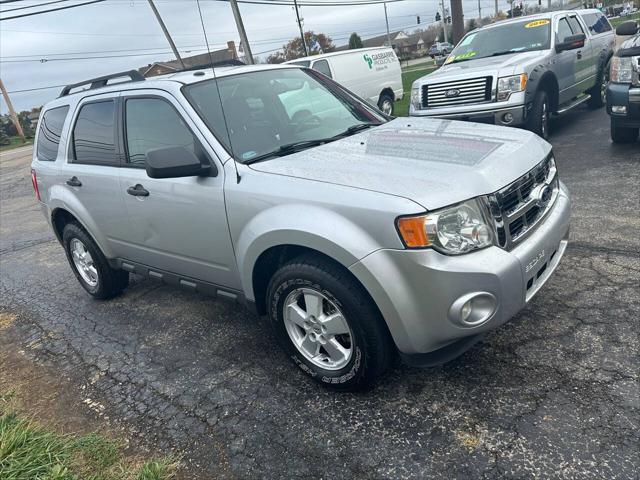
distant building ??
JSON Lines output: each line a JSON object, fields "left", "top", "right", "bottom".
{"left": 335, "top": 30, "right": 434, "bottom": 58}
{"left": 138, "top": 41, "right": 238, "bottom": 77}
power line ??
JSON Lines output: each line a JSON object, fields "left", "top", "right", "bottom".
{"left": 0, "top": 0, "right": 106, "bottom": 20}
{"left": 1, "top": 0, "right": 71, "bottom": 13}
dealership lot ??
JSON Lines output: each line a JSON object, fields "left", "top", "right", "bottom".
{"left": 1, "top": 106, "right": 638, "bottom": 478}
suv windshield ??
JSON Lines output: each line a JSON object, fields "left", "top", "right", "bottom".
{"left": 447, "top": 18, "right": 551, "bottom": 64}
{"left": 184, "top": 68, "right": 385, "bottom": 163}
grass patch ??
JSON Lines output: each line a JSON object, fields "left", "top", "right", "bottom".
{"left": 0, "top": 136, "right": 33, "bottom": 153}
{"left": 395, "top": 66, "right": 437, "bottom": 117}
{"left": 610, "top": 12, "right": 640, "bottom": 27}
{"left": 0, "top": 410, "right": 177, "bottom": 480}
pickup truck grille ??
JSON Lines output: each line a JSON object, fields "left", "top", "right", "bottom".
{"left": 421, "top": 76, "right": 492, "bottom": 108}
{"left": 486, "top": 154, "right": 558, "bottom": 250}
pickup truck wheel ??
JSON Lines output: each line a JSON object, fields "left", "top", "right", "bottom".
{"left": 526, "top": 90, "right": 550, "bottom": 139}
{"left": 378, "top": 93, "right": 394, "bottom": 115}
{"left": 610, "top": 122, "right": 639, "bottom": 144}
{"left": 62, "top": 223, "right": 129, "bottom": 299}
{"left": 267, "top": 255, "right": 394, "bottom": 391}
{"left": 588, "top": 60, "right": 610, "bottom": 109}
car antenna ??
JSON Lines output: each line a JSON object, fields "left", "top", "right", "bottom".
{"left": 196, "top": 0, "right": 241, "bottom": 184}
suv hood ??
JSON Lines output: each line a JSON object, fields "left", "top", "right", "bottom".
{"left": 249, "top": 117, "right": 551, "bottom": 211}
{"left": 426, "top": 51, "right": 543, "bottom": 80}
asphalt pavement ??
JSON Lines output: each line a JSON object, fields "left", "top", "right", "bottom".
{"left": 1, "top": 106, "right": 638, "bottom": 479}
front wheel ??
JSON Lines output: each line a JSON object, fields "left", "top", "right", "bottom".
{"left": 610, "top": 122, "right": 639, "bottom": 144}
{"left": 267, "top": 255, "right": 394, "bottom": 391}
{"left": 378, "top": 93, "right": 394, "bottom": 116}
{"left": 526, "top": 90, "right": 550, "bottom": 139}
{"left": 588, "top": 59, "right": 610, "bottom": 109}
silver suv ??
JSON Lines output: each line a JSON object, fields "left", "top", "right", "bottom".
{"left": 31, "top": 65, "right": 571, "bottom": 390}
{"left": 410, "top": 10, "right": 615, "bottom": 139}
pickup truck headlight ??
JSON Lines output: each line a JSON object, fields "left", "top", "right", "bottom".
{"left": 610, "top": 56, "right": 633, "bottom": 84}
{"left": 396, "top": 199, "right": 494, "bottom": 255}
{"left": 497, "top": 74, "right": 527, "bottom": 101}
{"left": 410, "top": 84, "right": 421, "bottom": 110}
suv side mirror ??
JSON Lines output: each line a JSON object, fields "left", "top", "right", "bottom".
{"left": 145, "top": 146, "right": 214, "bottom": 179}
{"left": 555, "top": 33, "right": 586, "bottom": 53}
{"left": 616, "top": 21, "right": 639, "bottom": 36}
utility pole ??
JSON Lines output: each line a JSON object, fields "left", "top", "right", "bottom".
{"left": 495, "top": 0, "right": 499, "bottom": 17}
{"left": 0, "top": 78, "right": 25, "bottom": 144}
{"left": 478, "top": 0, "right": 482, "bottom": 20}
{"left": 440, "top": 0, "right": 448, "bottom": 43}
{"left": 384, "top": 3, "right": 391, "bottom": 48}
{"left": 229, "top": 0, "right": 254, "bottom": 64}
{"left": 451, "top": 0, "right": 464, "bottom": 44}
{"left": 146, "top": 0, "right": 185, "bottom": 69}
{"left": 548, "top": 0, "right": 552, "bottom": 10}
{"left": 293, "top": 0, "right": 308, "bottom": 57}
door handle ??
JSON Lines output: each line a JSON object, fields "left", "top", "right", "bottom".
{"left": 576, "top": 51, "right": 582, "bottom": 60}
{"left": 126, "top": 184, "right": 149, "bottom": 197}
{"left": 66, "top": 176, "right": 82, "bottom": 187}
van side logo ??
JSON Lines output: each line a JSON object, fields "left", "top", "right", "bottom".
{"left": 364, "top": 54, "right": 373, "bottom": 69}
{"left": 445, "top": 88, "right": 461, "bottom": 98}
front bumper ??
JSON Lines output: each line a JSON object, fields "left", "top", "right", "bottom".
{"left": 350, "top": 182, "right": 571, "bottom": 356}
{"left": 607, "top": 83, "right": 640, "bottom": 128}
{"left": 410, "top": 103, "right": 528, "bottom": 127}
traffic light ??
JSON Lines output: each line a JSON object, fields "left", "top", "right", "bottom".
{"left": 435, "top": 12, "right": 441, "bottom": 21}
{"left": 446, "top": 16, "right": 451, "bottom": 23}
{"left": 417, "top": 15, "right": 421, "bottom": 24}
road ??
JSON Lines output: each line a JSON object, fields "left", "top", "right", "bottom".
{"left": 1, "top": 108, "right": 638, "bottom": 479}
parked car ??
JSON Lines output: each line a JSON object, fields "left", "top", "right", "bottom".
{"left": 410, "top": 10, "right": 615, "bottom": 139}
{"left": 286, "top": 47, "right": 402, "bottom": 115}
{"left": 31, "top": 65, "right": 570, "bottom": 390}
{"left": 607, "top": 20, "right": 640, "bottom": 143}
{"left": 428, "top": 42, "right": 454, "bottom": 58}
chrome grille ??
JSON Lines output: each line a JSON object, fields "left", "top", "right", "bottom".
{"left": 486, "top": 155, "right": 558, "bottom": 250}
{"left": 421, "top": 76, "right": 492, "bottom": 108}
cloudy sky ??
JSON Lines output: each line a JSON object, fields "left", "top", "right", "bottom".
{"left": 1, "top": 0, "right": 519, "bottom": 113}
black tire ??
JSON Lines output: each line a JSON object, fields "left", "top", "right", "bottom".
{"left": 377, "top": 93, "right": 394, "bottom": 116}
{"left": 610, "top": 122, "right": 639, "bottom": 144}
{"left": 526, "top": 90, "right": 550, "bottom": 139}
{"left": 267, "top": 254, "right": 394, "bottom": 391}
{"left": 587, "top": 59, "right": 610, "bottom": 109}
{"left": 62, "top": 222, "right": 129, "bottom": 299}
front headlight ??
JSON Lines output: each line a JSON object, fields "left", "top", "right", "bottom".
{"left": 610, "top": 56, "right": 633, "bottom": 84}
{"left": 497, "top": 74, "right": 528, "bottom": 101}
{"left": 396, "top": 199, "right": 495, "bottom": 255}
{"left": 410, "top": 84, "right": 421, "bottom": 110}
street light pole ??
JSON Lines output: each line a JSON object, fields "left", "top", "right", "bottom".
{"left": 229, "top": 0, "right": 254, "bottom": 64}
{"left": 293, "top": 0, "right": 308, "bottom": 56}
{"left": 440, "top": 0, "right": 448, "bottom": 43}
{"left": 384, "top": 2, "right": 391, "bottom": 48}
{"left": 146, "top": 0, "right": 185, "bottom": 69}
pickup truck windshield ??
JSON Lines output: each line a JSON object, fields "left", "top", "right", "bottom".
{"left": 447, "top": 19, "right": 551, "bottom": 64}
{"left": 184, "top": 68, "right": 385, "bottom": 163}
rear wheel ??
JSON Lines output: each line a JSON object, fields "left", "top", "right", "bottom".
{"left": 378, "top": 93, "right": 394, "bottom": 116}
{"left": 267, "top": 254, "right": 394, "bottom": 391}
{"left": 588, "top": 59, "right": 610, "bottom": 109}
{"left": 610, "top": 122, "right": 639, "bottom": 144}
{"left": 62, "top": 223, "right": 129, "bottom": 299}
{"left": 526, "top": 90, "right": 550, "bottom": 139}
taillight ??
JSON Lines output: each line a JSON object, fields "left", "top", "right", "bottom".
{"left": 30, "top": 168, "right": 41, "bottom": 201}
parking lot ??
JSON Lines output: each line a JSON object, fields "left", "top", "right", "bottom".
{"left": 0, "top": 106, "right": 638, "bottom": 478}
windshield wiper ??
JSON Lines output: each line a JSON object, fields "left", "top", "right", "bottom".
{"left": 490, "top": 50, "right": 519, "bottom": 57}
{"left": 244, "top": 123, "right": 380, "bottom": 164}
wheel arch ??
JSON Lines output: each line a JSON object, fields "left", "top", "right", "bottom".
{"left": 49, "top": 203, "right": 113, "bottom": 257}
{"left": 527, "top": 70, "right": 559, "bottom": 112}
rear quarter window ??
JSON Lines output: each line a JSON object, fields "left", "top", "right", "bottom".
{"left": 581, "top": 12, "right": 612, "bottom": 35}
{"left": 36, "top": 105, "right": 70, "bottom": 161}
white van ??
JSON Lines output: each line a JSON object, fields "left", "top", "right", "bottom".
{"left": 286, "top": 47, "right": 403, "bottom": 115}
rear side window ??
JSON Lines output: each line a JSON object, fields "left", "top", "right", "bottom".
{"left": 36, "top": 106, "right": 69, "bottom": 161}
{"left": 124, "top": 98, "right": 196, "bottom": 168}
{"left": 581, "top": 12, "right": 612, "bottom": 34}
{"left": 312, "top": 60, "right": 332, "bottom": 79}
{"left": 72, "top": 100, "right": 117, "bottom": 166}
{"left": 567, "top": 16, "right": 584, "bottom": 35}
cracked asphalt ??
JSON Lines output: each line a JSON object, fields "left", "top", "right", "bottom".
{"left": 1, "top": 107, "right": 638, "bottom": 479}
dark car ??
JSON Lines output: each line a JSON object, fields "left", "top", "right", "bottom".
{"left": 607, "top": 20, "right": 640, "bottom": 143}
{"left": 428, "top": 42, "right": 453, "bottom": 58}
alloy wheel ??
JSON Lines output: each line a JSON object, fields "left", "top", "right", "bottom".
{"left": 70, "top": 238, "right": 98, "bottom": 287}
{"left": 283, "top": 288, "right": 353, "bottom": 370}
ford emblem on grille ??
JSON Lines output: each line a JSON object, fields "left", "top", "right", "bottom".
{"left": 444, "top": 88, "right": 461, "bottom": 98}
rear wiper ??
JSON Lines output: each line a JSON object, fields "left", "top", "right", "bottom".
{"left": 244, "top": 123, "right": 380, "bottom": 164}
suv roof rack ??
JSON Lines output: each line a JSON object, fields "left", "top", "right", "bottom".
{"left": 176, "top": 59, "right": 246, "bottom": 73}
{"left": 59, "top": 70, "right": 145, "bottom": 97}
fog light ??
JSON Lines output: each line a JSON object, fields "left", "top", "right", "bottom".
{"left": 502, "top": 112, "right": 514, "bottom": 124}
{"left": 449, "top": 292, "right": 497, "bottom": 327}
{"left": 611, "top": 105, "right": 627, "bottom": 114}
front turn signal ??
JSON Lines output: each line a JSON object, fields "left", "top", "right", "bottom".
{"left": 396, "top": 215, "right": 430, "bottom": 248}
